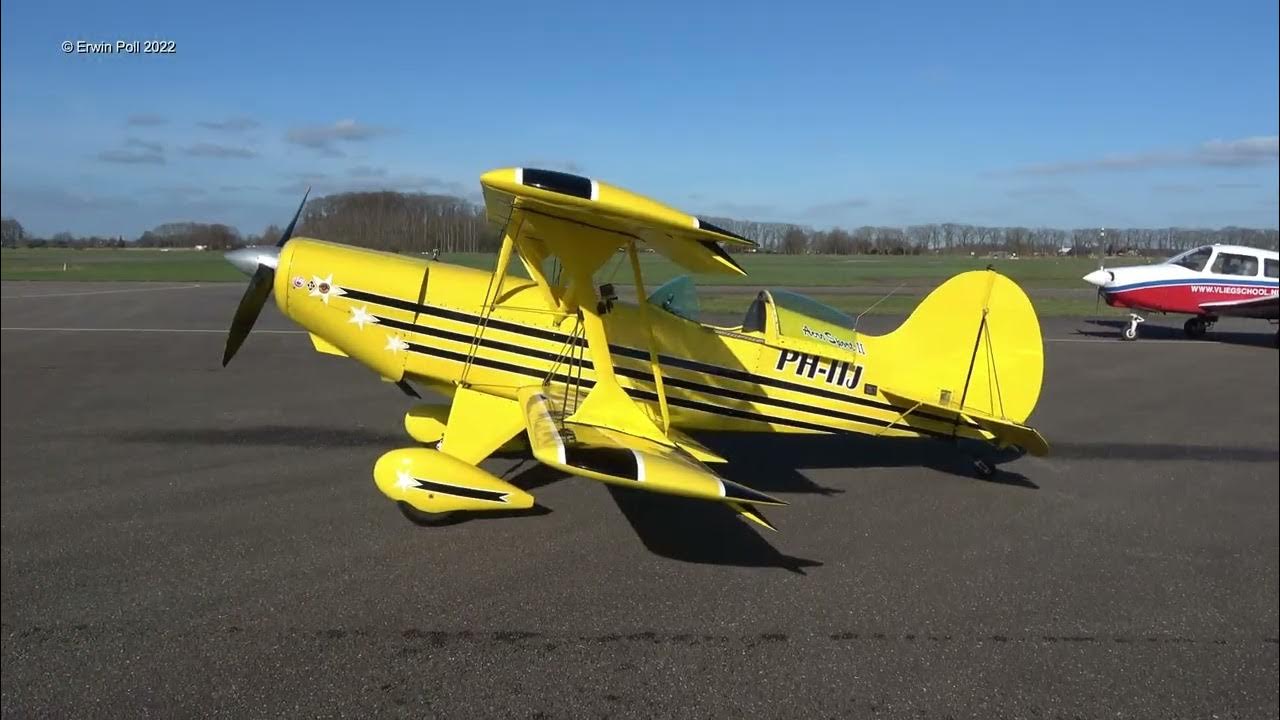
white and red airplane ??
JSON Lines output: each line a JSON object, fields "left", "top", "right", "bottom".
{"left": 1082, "top": 244, "right": 1279, "bottom": 342}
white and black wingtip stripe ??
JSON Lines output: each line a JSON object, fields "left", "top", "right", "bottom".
{"left": 694, "top": 217, "right": 754, "bottom": 244}
{"left": 718, "top": 478, "right": 785, "bottom": 505}
{"left": 519, "top": 168, "right": 595, "bottom": 201}
{"left": 631, "top": 450, "right": 646, "bottom": 482}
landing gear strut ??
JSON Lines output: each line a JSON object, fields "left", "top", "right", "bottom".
{"left": 1121, "top": 313, "right": 1145, "bottom": 341}
{"left": 1183, "top": 316, "right": 1214, "bottom": 339}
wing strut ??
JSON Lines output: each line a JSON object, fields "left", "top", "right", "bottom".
{"left": 627, "top": 240, "right": 670, "bottom": 432}
{"left": 461, "top": 210, "right": 523, "bottom": 385}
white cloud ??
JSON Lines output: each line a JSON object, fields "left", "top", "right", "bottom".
{"left": 185, "top": 143, "right": 258, "bottom": 159}
{"left": 1012, "top": 135, "right": 1279, "bottom": 175}
{"left": 285, "top": 119, "right": 392, "bottom": 157}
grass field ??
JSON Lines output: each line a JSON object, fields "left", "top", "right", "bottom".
{"left": 2, "top": 247, "right": 1136, "bottom": 316}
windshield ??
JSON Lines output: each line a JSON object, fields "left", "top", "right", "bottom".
{"left": 1167, "top": 246, "right": 1213, "bottom": 272}
{"left": 647, "top": 275, "right": 700, "bottom": 321}
{"left": 769, "top": 290, "right": 862, "bottom": 353}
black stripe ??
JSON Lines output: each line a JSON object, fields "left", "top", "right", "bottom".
{"left": 386, "top": 317, "right": 933, "bottom": 434}
{"left": 351, "top": 286, "right": 948, "bottom": 421}
{"left": 410, "top": 477, "right": 508, "bottom": 502}
{"left": 342, "top": 287, "right": 422, "bottom": 314}
{"left": 379, "top": 315, "right": 582, "bottom": 367}
{"left": 522, "top": 168, "right": 593, "bottom": 200}
{"left": 402, "top": 342, "right": 952, "bottom": 440}
{"left": 380, "top": 311, "right": 966, "bottom": 434}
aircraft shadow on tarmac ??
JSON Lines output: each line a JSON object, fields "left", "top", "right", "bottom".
{"left": 113, "top": 424, "right": 1049, "bottom": 573}
{"left": 1077, "top": 318, "right": 1276, "bottom": 347}
{"left": 604, "top": 486, "right": 823, "bottom": 575}
{"left": 695, "top": 431, "right": 1038, "bottom": 491}
{"left": 494, "top": 460, "right": 821, "bottom": 573}
{"left": 492, "top": 432, "right": 1044, "bottom": 573}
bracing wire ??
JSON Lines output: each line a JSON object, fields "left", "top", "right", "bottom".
{"left": 853, "top": 281, "right": 908, "bottom": 332}
{"left": 460, "top": 213, "right": 523, "bottom": 383}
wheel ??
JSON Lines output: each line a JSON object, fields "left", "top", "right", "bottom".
{"left": 1183, "top": 317, "right": 1208, "bottom": 339}
{"left": 1121, "top": 325, "right": 1138, "bottom": 341}
{"left": 397, "top": 501, "right": 455, "bottom": 526}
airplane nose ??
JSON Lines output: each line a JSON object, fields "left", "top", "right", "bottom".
{"left": 1082, "top": 269, "right": 1113, "bottom": 287}
{"left": 224, "top": 246, "right": 280, "bottom": 276}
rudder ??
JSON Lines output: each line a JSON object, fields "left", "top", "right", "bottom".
{"left": 876, "top": 270, "right": 1044, "bottom": 424}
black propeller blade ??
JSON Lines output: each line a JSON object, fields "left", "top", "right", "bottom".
{"left": 221, "top": 188, "right": 310, "bottom": 367}
{"left": 277, "top": 187, "right": 310, "bottom": 247}
{"left": 222, "top": 264, "right": 275, "bottom": 366}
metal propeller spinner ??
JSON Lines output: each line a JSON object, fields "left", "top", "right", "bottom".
{"left": 221, "top": 188, "right": 309, "bottom": 366}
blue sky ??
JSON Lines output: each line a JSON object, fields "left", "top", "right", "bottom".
{"left": 2, "top": 0, "right": 1277, "bottom": 238}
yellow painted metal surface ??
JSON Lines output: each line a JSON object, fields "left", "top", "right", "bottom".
{"left": 308, "top": 333, "right": 348, "bottom": 357}
{"left": 518, "top": 387, "right": 782, "bottom": 506}
{"left": 276, "top": 240, "right": 1044, "bottom": 449}
{"left": 403, "top": 404, "right": 448, "bottom": 445}
{"left": 437, "top": 387, "right": 525, "bottom": 465}
{"left": 373, "top": 447, "right": 533, "bottom": 514}
{"left": 264, "top": 168, "right": 1049, "bottom": 526}
{"left": 480, "top": 167, "right": 753, "bottom": 276}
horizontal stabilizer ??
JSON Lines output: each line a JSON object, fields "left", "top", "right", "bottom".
{"left": 880, "top": 387, "right": 1050, "bottom": 457}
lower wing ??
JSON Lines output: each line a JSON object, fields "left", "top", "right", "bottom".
{"left": 518, "top": 387, "right": 783, "bottom": 530}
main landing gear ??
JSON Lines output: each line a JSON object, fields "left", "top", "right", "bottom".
{"left": 1121, "top": 313, "right": 1145, "bottom": 341}
{"left": 1183, "top": 316, "right": 1215, "bottom": 339}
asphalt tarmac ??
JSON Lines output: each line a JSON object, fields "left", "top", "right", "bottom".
{"left": 2, "top": 281, "right": 1277, "bottom": 718}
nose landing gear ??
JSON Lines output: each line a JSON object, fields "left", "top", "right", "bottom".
{"left": 1121, "top": 313, "right": 1145, "bottom": 341}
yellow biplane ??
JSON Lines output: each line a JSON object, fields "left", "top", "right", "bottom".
{"left": 222, "top": 168, "right": 1048, "bottom": 530}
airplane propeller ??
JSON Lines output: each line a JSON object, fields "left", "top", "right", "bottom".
{"left": 221, "top": 188, "right": 310, "bottom": 366}
{"left": 1093, "top": 262, "right": 1104, "bottom": 316}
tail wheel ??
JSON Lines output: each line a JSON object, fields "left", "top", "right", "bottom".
{"left": 1121, "top": 325, "right": 1138, "bottom": 341}
{"left": 971, "top": 457, "right": 996, "bottom": 479}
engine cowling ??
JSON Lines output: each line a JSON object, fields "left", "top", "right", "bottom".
{"left": 373, "top": 447, "right": 533, "bottom": 514}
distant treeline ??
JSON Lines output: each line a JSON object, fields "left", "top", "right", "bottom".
{"left": 3, "top": 190, "right": 1277, "bottom": 256}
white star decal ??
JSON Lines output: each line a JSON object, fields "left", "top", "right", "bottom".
{"left": 348, "top": 305, "right": 376, "bottom": 330}
{"left": 384, "top": 334, "right": 408, "bottom": 353}
{"left": 395, "top": 469, "right": 417, "bottom": 491}
{"left": 309, "top": 274, "right": 345, "bottom": 304}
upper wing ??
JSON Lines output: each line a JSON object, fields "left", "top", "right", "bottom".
{"left": 1198, "top": 293, "right": 1279, "bottom": 319}
{"left": 481, "top": 167, "right": 755, "bottom": 276}
{"left": 879, "top": 387, "right": 1050, "bottom": 457}
{"left": 519, "top": 387, "right": 782, "bottom": 530}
